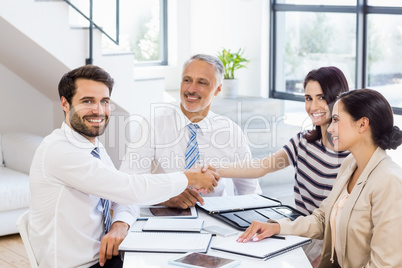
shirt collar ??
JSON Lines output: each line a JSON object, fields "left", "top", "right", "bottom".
{"left": 175, "top": 110, "right": 215, "bottom": 136}
{"left": 61, "top": 121, "right": 100, "bottom": 150}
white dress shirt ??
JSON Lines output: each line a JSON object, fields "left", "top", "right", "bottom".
{"left": 28, "top": 122, "right": 188, "bottom": 268}
{"left": 120, "top": 106, "right": 261, "bottom": 197}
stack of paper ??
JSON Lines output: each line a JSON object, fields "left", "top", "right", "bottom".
{"left": 142, "top": 218, "right": 204, "bottom": 232}
{"left": 119, "top": 231, "right": 212, "bottom": 253}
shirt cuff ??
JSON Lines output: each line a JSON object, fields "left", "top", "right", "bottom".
{"left": 112, "top": 210, "right": 138, "bottom": 227}
{"left": 165, "top": 172, "right": 188, "bottom": 196}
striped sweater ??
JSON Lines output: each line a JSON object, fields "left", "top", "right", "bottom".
{"left": 283, "top": 132, "right": 349, "bottom": 215}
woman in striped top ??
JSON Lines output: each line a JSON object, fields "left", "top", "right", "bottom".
{"left": 287, "top": 67, "right": 351, "bottom": 214}
{"left": 215, "top": 66, "right": 350, "bottom": 266}
{"left": 217, "top": 66, "right": 349, "bottom": 213}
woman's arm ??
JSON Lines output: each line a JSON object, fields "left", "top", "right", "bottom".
{"left": 216, "top": 148, "right": 290, "bottom": 178}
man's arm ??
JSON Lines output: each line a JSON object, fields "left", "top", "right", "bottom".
{"left": 97, "top": 202, "right": 139, "bottom": 265}
{"left": 159, "top": 188, "right": 205, "bottom": 209}
{"left": 98, "top": 221, "right": 129, "bottom": 267}
{"left": 45, "top": 141, "right": 218, "bottom": 206}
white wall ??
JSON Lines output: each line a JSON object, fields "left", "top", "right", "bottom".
{"left": 0, "top": 0, "right": 87, "bottom": 70}
{"left": 0, "top": 63, "right": 57, "bottom": 136}
{"left": 189, "top": 0, "right": 269, "bottom": 98}
{"left": 134, "top": 0, "right": 270, "bottom": 98}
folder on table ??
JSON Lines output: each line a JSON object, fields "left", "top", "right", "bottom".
{"left": 211, "top": 235, "right": 311, "bottom": 260}
{"left": 197, "top": 194, "right": 305, "bottom": 231}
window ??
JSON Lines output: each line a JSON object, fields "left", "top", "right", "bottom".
{"left": 98, "top": 0, "right": 168, "bottom": 66}
{"left": 270, "top": 0, "right": 402, "bottom": 113}
{"left": 367, "top": 14, "right": 402, "bottom": 108}
{"left": 68, "top": 0, "right": 167, "bottom": 65}
{"left": 107, "top": 0, "right": 168, "bottom": 66}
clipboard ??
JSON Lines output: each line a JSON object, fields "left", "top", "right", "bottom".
{"left": 211, "top": 234, "right": 311, "bottom": 260}
{"left": 196, "top": 194, "right": 305, "bottom": 231}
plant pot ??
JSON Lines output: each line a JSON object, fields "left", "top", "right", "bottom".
{"left": 222, "top": 79, "right": 239, "bottom": 99}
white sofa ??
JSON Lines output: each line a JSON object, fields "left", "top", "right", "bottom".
{"left": 0, "top": 132, "right": 43, "bottom": 236}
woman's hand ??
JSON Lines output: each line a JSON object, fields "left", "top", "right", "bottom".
{"left": 200, "top": 163, "right": 216, "bottom": 173}
{"left": 236, "top": 221, "right": 281, "bottom": 243}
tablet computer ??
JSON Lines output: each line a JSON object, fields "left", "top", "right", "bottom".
{"left": 137, "top": 206, "right": 198, "bottom": 220}
{"left": 168, "top": 252, "right": 241, "bottom": 268}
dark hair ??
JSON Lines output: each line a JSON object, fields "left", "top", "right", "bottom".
{"left": 58, "top": 65, "right": 114, "bottom": 105}
{"left": 338, "top": 89, "right": 402, "bottom": 150}
{"left": 303, "top": 66, "right": 349, "bottom": 143}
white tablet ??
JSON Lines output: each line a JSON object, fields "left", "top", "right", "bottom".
{"left": 168, "top": 252, "right": 241, "bottom": 268}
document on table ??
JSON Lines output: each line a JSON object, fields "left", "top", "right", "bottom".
{"left": 197, "top": 194, "right": 280, "bottom": 213}
{"left": 142, "top": 218, "right": 204, "bottom": 232}
{"left": 119, "top": 231, "right": 213, "bottom": 253}
{"left": 211, "top": 235, "right": 311, "bottom": 260}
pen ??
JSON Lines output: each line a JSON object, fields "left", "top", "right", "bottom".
{"left": 271, "top": 235, "right": 286, "bottom": 240}
{"left": 250, "top": 234, "right": 286, "bottom": 242}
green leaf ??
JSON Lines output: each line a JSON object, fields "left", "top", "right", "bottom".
{"left": 217, "top": 47, "right": 250, "bottom": 79}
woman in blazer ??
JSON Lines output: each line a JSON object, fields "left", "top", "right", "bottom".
{"left": 237, "top": 89, "right": 402, "bottom": 268}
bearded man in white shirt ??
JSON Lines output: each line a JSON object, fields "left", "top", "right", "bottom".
{"left": 120, "top": 54, "right": 261, "bottom": 209}
{"left": 28, "top": 65, "right": 219, "bottom": 268}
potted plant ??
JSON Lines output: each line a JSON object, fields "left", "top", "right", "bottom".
{"left": 217, "top": 48, "right": 250, "bottom": 98}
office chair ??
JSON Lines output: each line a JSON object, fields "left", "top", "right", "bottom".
{"left": 17, "top": 211, "right": 39, "bottom": 268}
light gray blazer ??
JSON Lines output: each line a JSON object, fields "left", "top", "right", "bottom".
{"left": 277, "top": 147, "right": 402, "bottom": 268}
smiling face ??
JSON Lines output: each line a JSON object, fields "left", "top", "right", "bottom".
{"left": 62, "top": 78, "right": 111, "bottom": 143}
{"left": 304, "top": 80, "right": 331, "bottom": 126}
{"left": 327, "top": 100, "right": 361, "bottom": 152}
{"left": 180, "top": 59, "right": 221, "bottom": 122}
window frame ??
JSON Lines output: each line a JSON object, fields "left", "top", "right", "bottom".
{"left": 133, "top": 0, "right": 168, "bottom": 67}
{"left": 269, "top": 0, "right": 402, "bottom": 114}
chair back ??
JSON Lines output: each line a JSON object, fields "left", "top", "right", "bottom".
{"left": 17, "top": 211, "right": 39, "bottom": 268}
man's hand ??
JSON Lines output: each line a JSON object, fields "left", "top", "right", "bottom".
{"left": 161, "top": 188, "right": 205, "bottom": 209}
{"left": 184, "top": 167, "right": 220, "bottom": 193}
{"left": 98, "top": 221, "right": 129, "bottom": 267}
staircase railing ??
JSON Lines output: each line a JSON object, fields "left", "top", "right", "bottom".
{"left": 63, "top": 0, "right": 120, "bottom": 64}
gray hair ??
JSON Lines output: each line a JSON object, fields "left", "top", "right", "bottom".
{"left": 183, "top": 54, "right": 224, "bottom": 88}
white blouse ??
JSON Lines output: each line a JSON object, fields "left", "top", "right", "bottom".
{"left": 330, "top": 185, "right": 350, "bottom": 265}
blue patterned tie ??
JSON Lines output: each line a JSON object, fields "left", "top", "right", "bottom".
{"left": 185, "top": 123, "right": 200, "bottom": 169}
{"left": 91, "top": 147, "right": 112, "bottom": 233}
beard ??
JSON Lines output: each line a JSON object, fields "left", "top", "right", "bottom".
{"left": 181, "top": 91, "right": 205, "bottom": 112}
{"left": 69, "top": 111, "right": 109, "bottom": 138}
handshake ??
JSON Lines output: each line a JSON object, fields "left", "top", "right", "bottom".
{"left": 183, "top": 164, "right": 219, "bottom": 195}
